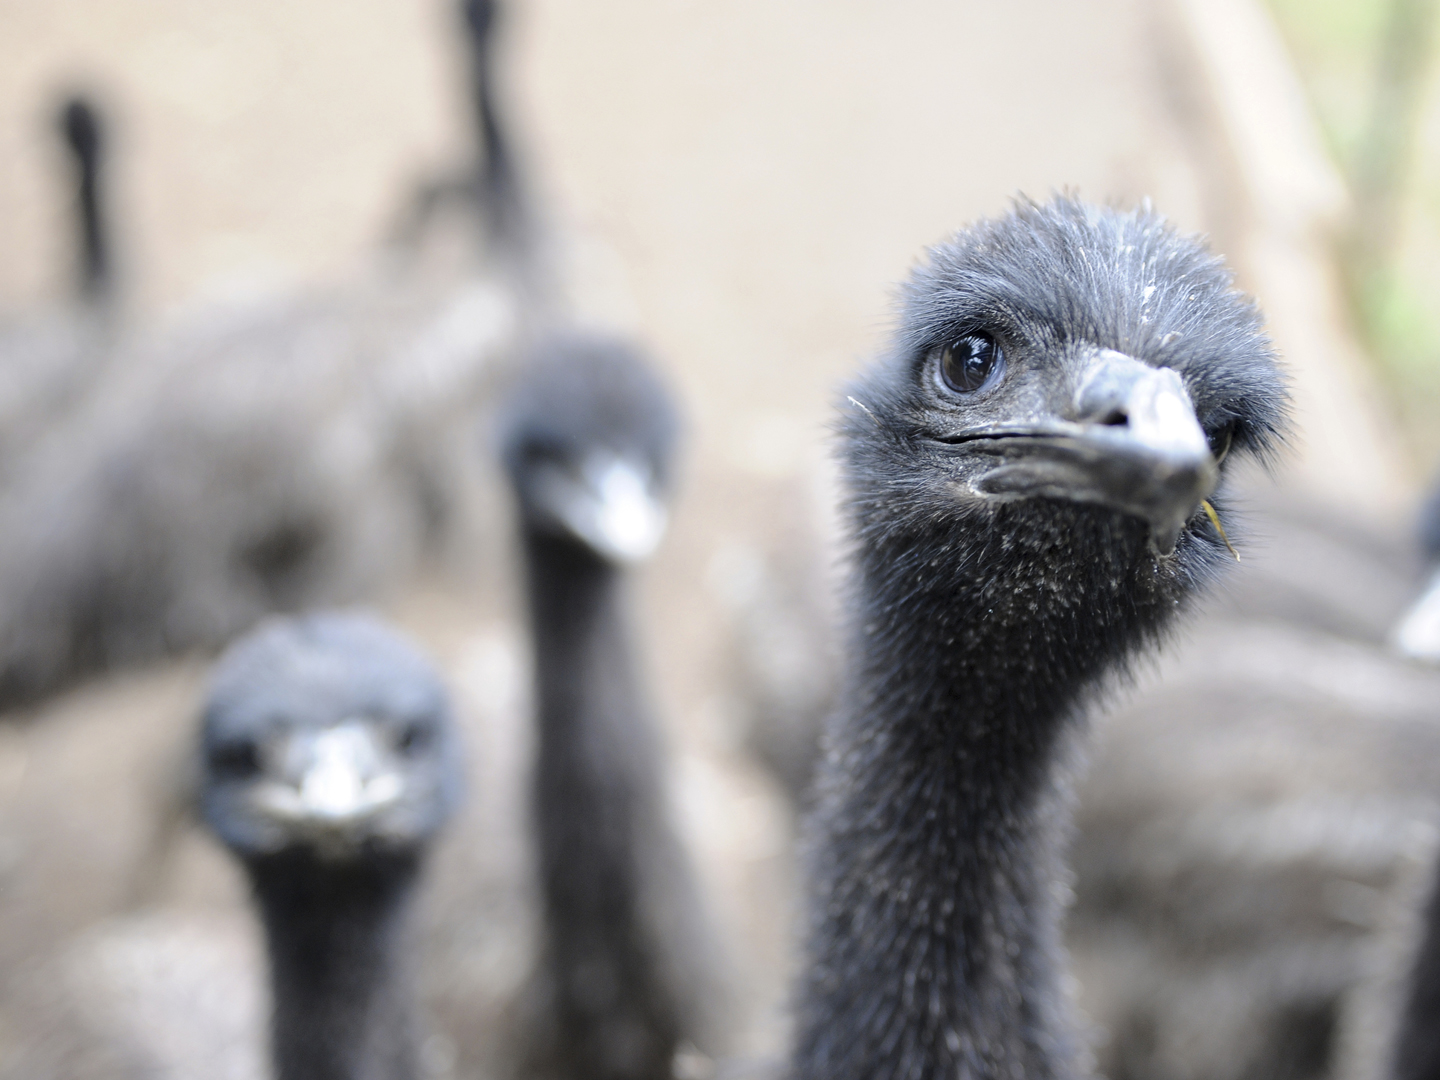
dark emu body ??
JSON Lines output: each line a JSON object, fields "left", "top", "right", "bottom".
{"left": 792, "top": 197, "right": 1288, "bottom": 1080}
{"left": 1389, "top": 480, "right": 1440, "bottom": 1078}
{"left": 1391, "top": 865, "right": 1440, "bottom": 1080}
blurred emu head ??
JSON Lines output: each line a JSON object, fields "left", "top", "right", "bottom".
{"left": 199, "top": 612, "right": 462, "bottom": 864}
{"left": 498, "top": 334, "right": 681, "bottom": 566}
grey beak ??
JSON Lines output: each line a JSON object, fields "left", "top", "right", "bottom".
{"left": 1393, "top": 567, "right": 1440, "bottom": 663}
{"left": 971, "top": 351, "right": 1218, "bottom": 553}
{"left": 252, "top": 722, "right": 404, "bottom": 828}
{"left": 530, "top": 452, "right": 669, "bottom": 564}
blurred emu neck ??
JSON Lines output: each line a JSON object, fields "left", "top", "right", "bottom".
{"left": 250, "top": 852, "right": 421, "bottom": 1080}
{"left": 795, "top": 516, "right": 1169, "bottom": 1080}
{"left": 522, "top": 530, "right": 635, "bottom": 730}
{"left": 518, "top": 526, "right": 685, "bottom": 1080}
{"left": 519, "top": 521, "right": 662, "bottom": 857}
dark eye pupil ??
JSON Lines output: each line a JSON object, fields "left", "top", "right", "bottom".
{"left": 940, "top": 335, "right": 1000, "bottom": 393}
{"left": 398, "top": 721, "right": 432, "bottom": 755}
{"left": 210, "top": 739, "right": 261, "bottom": 779}
{"left": 1208, "top": 423, "right": 1235, "bottom": 464}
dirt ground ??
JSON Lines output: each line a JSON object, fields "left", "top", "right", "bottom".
{"left": 0, "top": 0, "right": 1427, "bottom": 1078}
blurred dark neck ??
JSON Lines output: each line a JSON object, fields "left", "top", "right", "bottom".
{"left": 1391, "top": 868, "right": 1440, "bottom": 1080}
{"left": 464, "top": 0, "right": 532, "bottom": 269}
{"left": 250, "top": 852, "right": 420, "bottom": 1080}
{"left": 520, "top": 530, "right": 686, "bottom": 1080}
{"left": 76, "top": 149, "right": 107, "bottom": 299}
{"left": 525, "top": 533, "right": 631, "bottom": 730}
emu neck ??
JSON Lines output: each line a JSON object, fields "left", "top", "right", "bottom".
{"left": 796, "top": 510, "right": 1171, "bottom": 1080}
{"left": 520, "top": 530, "right": 686, "bottom": 1080}
{"left": 525, "top": 532, "right": 643, "bottom": 753}
{"left": 77, "top": 158, "right": 106, "bottom": 299}
{"left": 250, "top": 851, "right": 421, "bottom": 1080}
{"left": 1391, "top": 872, "right": 1440, "bottom": 1080}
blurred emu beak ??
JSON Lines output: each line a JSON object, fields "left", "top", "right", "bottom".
{"left": 255, "top": 722, "right": 403, "bottom": 828}
{"left": 1393, "top": 568, "right": 1440, "bottom": 664}
{"left": 535, "top": 452, "right": 669, "bottom": 564}
{"left": 965, "top": 351, "right": 1218, "bottom": 554}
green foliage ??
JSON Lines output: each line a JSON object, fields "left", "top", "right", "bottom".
{"left": 1267, "top": 0, "right": 1440, "bottom": 463}
{"left": 1267, "top": 0, "right": 1390, "bottom": 167}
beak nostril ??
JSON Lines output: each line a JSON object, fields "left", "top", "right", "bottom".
{"left": 1100, "top": 408, "right": 1129, "bottom": 427}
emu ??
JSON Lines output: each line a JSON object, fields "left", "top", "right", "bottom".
{"left": 498, "top": 333, "right": 726, "bottom": 1078}
{"left": 0, "top": 4, "right": 521, "bottom": 710}
{"left": 198, "top": 612, "right": 463, "bottom": 1080}
{"left": 792, "top": 195, "right": 1286, "bottom": 1080}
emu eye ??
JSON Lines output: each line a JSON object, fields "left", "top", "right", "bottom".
{"left": 938, "top": 335, "right": 1003, "bottom": 394}
{"left": 397, "top": 720, "right": 433, "bottom": 756}
{"left": 1209, "top": 423, "right": 1235, "bottom": 465}
{"left": 209, "top": 739, "right": 261, "bottom": 780}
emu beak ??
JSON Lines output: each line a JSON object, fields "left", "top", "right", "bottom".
{"left": 533, "top": 452, "right": 669, "bottom": 564}
{"left": 254, "top": 722, "right": 404, "bottom": 828}
{"left": 968, "top": 351, "right": 1217, "bottom": 554}
{"left": 1393, "top": 568, "right": 1440, "bottom": 663}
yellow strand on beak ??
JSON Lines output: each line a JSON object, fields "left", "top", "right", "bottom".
{"left": 1201, "top": 500, "right": 1239, "bottom": 561}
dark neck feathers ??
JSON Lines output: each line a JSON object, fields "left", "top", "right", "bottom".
{"left": 60, "top": 99, "right": 109, "bottom": 301}
{"left": 1391, "top": 868, "right": 1440, "bottom": 1080}
{"left": 521, "top": 530, "right": 696, "bottom": 1080}
{"left": 794, "top": 501, "right": 1191, "bottom": 1080}
{"left": 249, "top": 851, "right": 422, "bottom": 1080}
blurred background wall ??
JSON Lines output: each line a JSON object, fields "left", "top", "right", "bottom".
{"left": 4, "top": 0, "right": 1430, "bottom": 509}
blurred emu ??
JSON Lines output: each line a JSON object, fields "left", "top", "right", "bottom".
{"left": 0, "top": 4, "right": 529, "bottom": 710}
